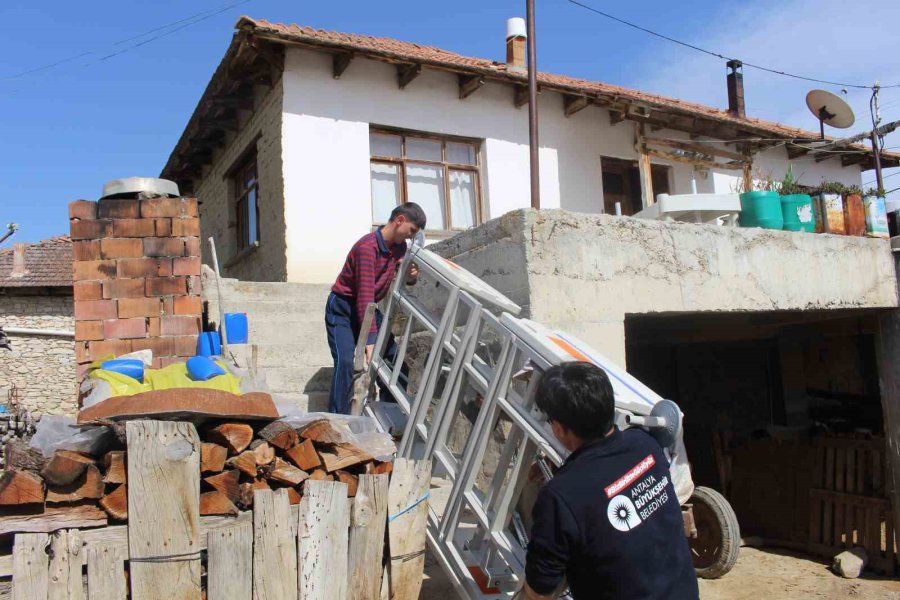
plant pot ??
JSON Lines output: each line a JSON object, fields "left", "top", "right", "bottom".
{"left": 814, "top": 193, "right": 846, "bottom": 234}
{"left": 739, "top": 191, "right": 783, "bottom": 230}
{"left": 863, "top": 195, "right": 889, "bottom": 238}
{"left": 780, "top": 194, "right": 814, "bottom": 232}
{"left": 843, "top": 193, "right": 865, "bottom": 236}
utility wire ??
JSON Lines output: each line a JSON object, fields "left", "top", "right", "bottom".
{"left": 1, "top": 0, "right": 253, "bottom": 80}
{"left": 563, "top": 0, "right": 900, "bottom": 90}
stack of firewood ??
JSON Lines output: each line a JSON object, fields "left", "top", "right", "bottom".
{"left": 0, "top": 408, "right": 37, "bottom": 468}
{"left": 0, "top": 418, "right": 392, "bottom": 520}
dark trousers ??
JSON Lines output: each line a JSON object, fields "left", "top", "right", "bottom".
{"left": 325, "top": 292, "right": 403, "bottom": 414}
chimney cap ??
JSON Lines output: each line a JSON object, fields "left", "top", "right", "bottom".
{"left": 507, "top": 17, "right": 526, "bottom": 40}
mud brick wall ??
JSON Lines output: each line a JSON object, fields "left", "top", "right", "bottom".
{"left": 69, "top": 197, "right": 202, "bottom": 384}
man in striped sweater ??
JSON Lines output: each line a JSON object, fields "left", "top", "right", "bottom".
{"left": 326, "top": 203, "right": 427, "bottom": 414}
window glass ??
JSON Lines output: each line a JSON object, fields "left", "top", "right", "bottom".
{"left": 370, "top": 133, "right": 402, "bottom": 158}
{"left": 449, "top": 170, "right": 476, "bottom": 229}
{"left": 447, "top": 142, "right": 476, "bottom": 166}
{"left": 406, "top": 137, "right": 442, "bottom": 162}
{"left": 247, "top": 187, "right": 258, "bottom": 246}
{"left": 371, "top": 162, "right": 402, "bottom": 223}
{"left": 407, "top": 164, "right": 446, "bottom": 228}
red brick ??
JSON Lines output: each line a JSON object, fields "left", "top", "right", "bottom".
{"left": 103, "top": 318, "right": 148, "bottom": 340}
{"left": 171, "top": 218, "right": 200, "bottom": 237}
{"left": 148, "top": 317, "right": 160, "bottom": 337}
{"left": 76, "top": 363, "right": 91, "bottom": 381}
{"left": 184, "top": 238, "right": 201, "bottom": 257}
{"left": 117, "top": 258, "right": 172, "bottom": 278}
{"left": 73, "top": 260, "right": 117, "bottom": 281}
{"left": 145, "top": 277, "right": 187, "bottom": 296}
{"left": 72, "top": 240, "right": 101, "bottom": 261}
{"left": 112, "top": 218, "right": 156, "bottom": 238}
{"left": 143, "top": 237, "right": 185, "bottom": 257}
{"left": 161, "top": 296, "right": 175, "bottom": 315}
{"left": 68, "top": 200, "right": 97, "bottom": 220}
{"left": 100, "top": 238, "right": 143, "bottom": 259}
{"left": 160, "top": 315, "right": 201, "bottom": 336}
{"left": 173, "top": 256, "right": 201, "bottom": 276}
{"left": 88, "top": 339, "right": 132, "bottom": 361}
{"left": 71, "top": 219, "right": 112, "bottom": 240}
{"left": 131, "top": 336, "right": 195, "bottom": 356}
{"left": 156, "top": 356, "right": 184, "bottom": 368}
{"left": 117, "top": 297, "right": 162, "bottom": 318}
{"left": 73, "top": 281, "right": 102, "bottom": 301}
{"left": 74, "top": 299, "right": 117, "bottom": 321}
{"left": 140, "top": 197, "right": 198, "bottom": 218}
{"left": 102, "top": 278, "right": 146, "bottom": 299}
{"left": 154, "top": 218, "right": 172, "bottom": 237}
{"left": 75, "top": 341, "right": 89, "bottom": 362}
{"left": 75, "top": 321, "right": 104, "bottom": 341}
{"left": 174, "top": 296, "right": 202, "bottom": 315}
{"left": 98, "top": 199, "right": 140, "bottom": 219}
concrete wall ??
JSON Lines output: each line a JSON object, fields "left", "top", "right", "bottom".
{"left": 0, "top": 293, "right": 76, "bottom": 416}
{"left": 194, "top": 80, "right": 286, "bottom": 281}
{"left": 430, "top": 209, "right": 898, "bottom": 367}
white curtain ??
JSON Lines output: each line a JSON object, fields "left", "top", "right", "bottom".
{"left": 449, "top": 170, "right": 475, "bottom": 229}
{"left": 407, "top": 164, "right": 446, "bottom": 229}
{"left": 370, "top": 163, "right": 401, "bottom": 223}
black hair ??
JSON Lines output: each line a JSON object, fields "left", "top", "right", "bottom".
{"left": 535, "top": 361, "right": 615, "bottom": 440}
{"left": 390, "top": 202, "right": 427, "bottom": 229}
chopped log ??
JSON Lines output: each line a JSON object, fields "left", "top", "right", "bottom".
{"left": 252, "top": 442, "right": 276, "bottom": 466}
{"left": 201, "top": 443, "right": 228, "bottom": 473}
{"left": 5, "top": 440, "right": 47, "bottom": 474}
{"left": 0, "top": 470, "right": 44, "bottom": 505}
{"left": 257, "top": 421, "right": 299, "bottom": 450}
{"left": 373, "top": 461, "right": 393, "bottom": 476}
{"left": 100, "top": 484, "right": 128, "bottom": 521}
{"left": 267, "top": 458, "right": 308, "bottom": 486}
{"left": 205, "top": 469, "right": 241, "bottom": 503}
{"left": 200, "top": 491, "right": 239, "bottom": 516}
{"left": 238, "top": 479, "right": 271, "bottom": 508}
{"left": 319, "top": 443, "right": 373, "bottom": 473}
{"left": 103, "top": 451, "right": 127, "bottom": 484}
{"left": 227, "top": 451, "right": 259, "bottom": 477}
{"left": 285, "top": 487, "right": 302, "bottom": 505}
{"left": 46, "top": 464, "right": 104, "bottom": 503}
{"left": 335, "top": 470, "right": 359, "bottom": 497}
{"left": 284, "top": 439, "right": 322, "bottom": 471}
{"left": 41, "top": 450, "right": 95, "bottom": 486}
{"left": 308, "top": 469, "right": 334, "bottom": 482}
{"left": 205, "top": 423, "right": 254, "bottom": 454}
{"left": 299, "top": 419, "right": 346, "bottom": 444}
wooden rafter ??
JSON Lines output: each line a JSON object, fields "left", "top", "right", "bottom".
{"left": 397, "top": 63, "right": 422, "bottom": 89}
{"left": 842, "top": 153, "right": 868, "bottom": 167}
{"left": 514, "top": 85, "right": 529, "bottom": 109}
{"left": 458, "top": 74, "right": 484, "bottom": 100}
{"left": 212, "top": 96, "right": 254, "bottom": 111}
{"left": 609, "top": 110, "right": 627, "bottom": 125}
{"left": 642, "top": 137, "right": 745, "bottom": 162}
{"left": 786, "top": 144, "right": 810, "bottom": 159}
{"left": 645, "top": 148, "right": 745, "bottom": 171}
{"left": 333, "top": 52, "right": 353, "bottom": 79}
{"left": 563, "top": 95, "right": 590, "bottom": 117}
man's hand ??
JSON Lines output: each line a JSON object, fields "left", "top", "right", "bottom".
{"left": 364, "top": 344, "right": 375, "bottom": 367}
{"left": 406, "top": 263, "right": 419, "bottom": 285}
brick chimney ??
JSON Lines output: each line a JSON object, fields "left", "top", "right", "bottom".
{"left": 726, "top": 60, "right": 745, "bottom": 118}
{"left": 506, "top": 17, "right": 527, "bottom": 74}
{"left": 11, "top": 243, "right": 26, "bottom": 278}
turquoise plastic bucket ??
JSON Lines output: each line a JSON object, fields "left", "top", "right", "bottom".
{"left": 780, "top": 194, "right": 814, "bottom": 232}
{"left": 739, "top": 191, "right": 783, "bottom": 230}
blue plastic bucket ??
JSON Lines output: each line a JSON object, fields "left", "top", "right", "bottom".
{"left": 223, "top": 313, "right": 249, "bottom": 344}
{"left": 100, "top": 359, "right": 144, "bottom": 383}
{"left": 186, "top": 356, "right": 226, "bottom": 381}
{"left": 197, "top": 331, "right": 222, "bottom": 357}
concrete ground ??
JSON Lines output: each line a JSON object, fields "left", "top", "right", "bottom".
{"left": 419, "top": 546, "right": 900, "bottom": 599}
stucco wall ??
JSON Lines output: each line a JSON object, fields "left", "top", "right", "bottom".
{"left": 194, "top": 80, "right": 286, "bottom": 281}
{"left": 0, "top": 293, "right": 76, "bottom": 416}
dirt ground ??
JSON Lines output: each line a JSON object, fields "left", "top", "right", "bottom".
{"left": 420, "top": 545, "right": 900, "bottom": 599}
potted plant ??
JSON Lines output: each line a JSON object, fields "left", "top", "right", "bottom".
{"left": 778, "top": 167, "right": 813, "bottom": 233}
{"left": 814, "top": 181, "right": 846, "bottom": 235}
{"left": 862, "top": 186, "right": 889, "bottom": 238}
{"left": 739, "top": 172, "right": 783, "bottom": 230}
{"left": 843, "top": 184, "right": 865, "bottom": 236}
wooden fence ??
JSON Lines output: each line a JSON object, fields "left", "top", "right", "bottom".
{"left": 6, "top": 420, "right": 431, "bottom": 599}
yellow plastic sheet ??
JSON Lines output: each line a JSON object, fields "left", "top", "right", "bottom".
{"left": 89, "top": 361, "right": 241, "bottom": 397}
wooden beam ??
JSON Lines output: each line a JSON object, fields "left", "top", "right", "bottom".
{"left": 842, "top": 153, "right": 868, "bottom": 167}
{"left": 786, "top": 144, "right": 810, "bottom": 159}
{"left": 609, "top": 110, "right": 626, "bottom": 125}
{"left": 333, "top": 52, "right": 353, "bottom": 79}
{"left": 814, "top": 151, "right": 835, "bottom": 163}
{"left": 212, "top": 95, "right": 254, "bottom": 111}
{"left": 458, "top": 74, "right": 485, "bottom": 100}
{"left": 397, "top": 63, "right": 422, "bottom": 89}
{"left": 514, "top": 85, "right": 529, "bottom": 109}
{"left": 634, "top": 123, "right": 655, "bottom": 209}
{"left": 643, "top": 137, "right": 746, "bottom": 162}
{"left": 563, "top": 94, "right": 590, "bottom": 118}
{"left": 645, "top": 147, "right": 745, "bottom": 171}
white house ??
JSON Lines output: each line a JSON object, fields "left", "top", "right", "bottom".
{"left": 161, "top": 16, "right": 898, "bottom": 283}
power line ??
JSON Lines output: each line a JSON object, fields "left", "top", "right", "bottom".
{"left": 864, "top": 171, "right": 900, "bottom": 187}
{"left": 2, "top": 0, "right": 254, "bottom": 81}
{"left": 563, "top": 0, "right": 900, "bottom": 90}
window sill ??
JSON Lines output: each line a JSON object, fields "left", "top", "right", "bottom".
{"left": 224, "top": 242, "right": 259, "bottom": 269}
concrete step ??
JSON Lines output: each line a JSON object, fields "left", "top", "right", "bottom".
{"left": 227, "top": 341, "right": 332, "bottom": 370}
{"left": 245, "top": 320, "right": 328, "bottom": 346}
{"left": 206, "top": 280, "right": 332, "bottom": 305}
{"left": 262, "top": 366, "right": 333, "bottom": 394}
{"left": 212, "top": 299, "right": 327, "bottom": 321}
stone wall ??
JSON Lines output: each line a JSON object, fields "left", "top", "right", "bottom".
{"left": 0, "top": 293, "right": 76, "bottom": 416}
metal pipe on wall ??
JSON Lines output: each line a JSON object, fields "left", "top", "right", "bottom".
{"left": 526, "top": 0, "right": 540, "bottom": 210}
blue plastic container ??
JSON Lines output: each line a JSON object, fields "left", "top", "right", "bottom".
{"left": 100, "top": 359, "right": 144, "bottom": 383}
{"left": 223, "top": 313, "right": 249, "bottom": 344}
{"left": 197, "top": 331, "right": 222, "bottom": 357}
{"left": 186, "top": 356, "right": 226, "bottom": 381}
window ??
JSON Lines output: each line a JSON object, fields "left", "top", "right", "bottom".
{"left": 233, "top": 151, "right": 260, "bottom": 251}
{"left": 601, "top": 157, "right": 671, "bottom": 216}
{"left": 370, "top": 129, "right": 481, "bottom": 231}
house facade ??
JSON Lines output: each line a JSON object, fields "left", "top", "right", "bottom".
{"left": 162, "top": 17, "right": 897, "bottom": 284}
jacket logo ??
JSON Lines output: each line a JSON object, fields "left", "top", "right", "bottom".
{"left": 607, "top": 495, "right": 642, "bottom": 531}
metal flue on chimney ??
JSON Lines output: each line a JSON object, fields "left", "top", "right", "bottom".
{"left": 726, "top": 60, "right": 746, "bottom": 118}
{"left": 506, "top": 17, "right": 527, "bottom": 73}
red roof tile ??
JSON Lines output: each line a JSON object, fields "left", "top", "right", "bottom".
{"left": 0, "top": 236, "right": 72, "bottom": 288}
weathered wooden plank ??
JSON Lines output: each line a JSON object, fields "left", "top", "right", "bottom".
{"left": 298, "top": 480, "right": 349, "bottom": 600}
{"left": 348, "top": 475, "right": 389, "bottom": 600}
{"left": 208, "top": 521, "right": 253, "bottom": 600}
{"left": 13, "top": 532, "right": 50, "bottom": 600}
{"left": 253, "top": 489, "right": 297, "bottom": 600}
{"left": 835, "top": 448, "right": 846, "bottom": 493}
{"left": 86, "top": 543, "right": 127, "bottom": 600}
{"left": 824, "top": 447, "right": 835, "bottom": 490}
{"left": 809, "top": 492, "right": 822, "bottom": 544}
{"left": 387, "top": 459, "right": 431, "bottom": 600}
{"left": 126, "top": 420, "right": 201, "bottom": 599}
{"left": 48, "top": 528, "right": 85, "bottom": 599}
{"left": 846, "top": 448, "right": 857, "bottom": 495}
{"left": 0, "top": 504, "right": 108, "bottom": 536}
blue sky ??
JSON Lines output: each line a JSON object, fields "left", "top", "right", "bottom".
{"left": 2, "top": 0, "right": 899, "bottom": 244}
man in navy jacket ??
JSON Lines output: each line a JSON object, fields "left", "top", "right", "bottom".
{"left": 523, "top": 362, "right": 699, "bottom": 600}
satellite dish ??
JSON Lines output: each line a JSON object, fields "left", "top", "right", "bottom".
{"left": 806, "top": 89, "right": 855, "bottom": 139}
